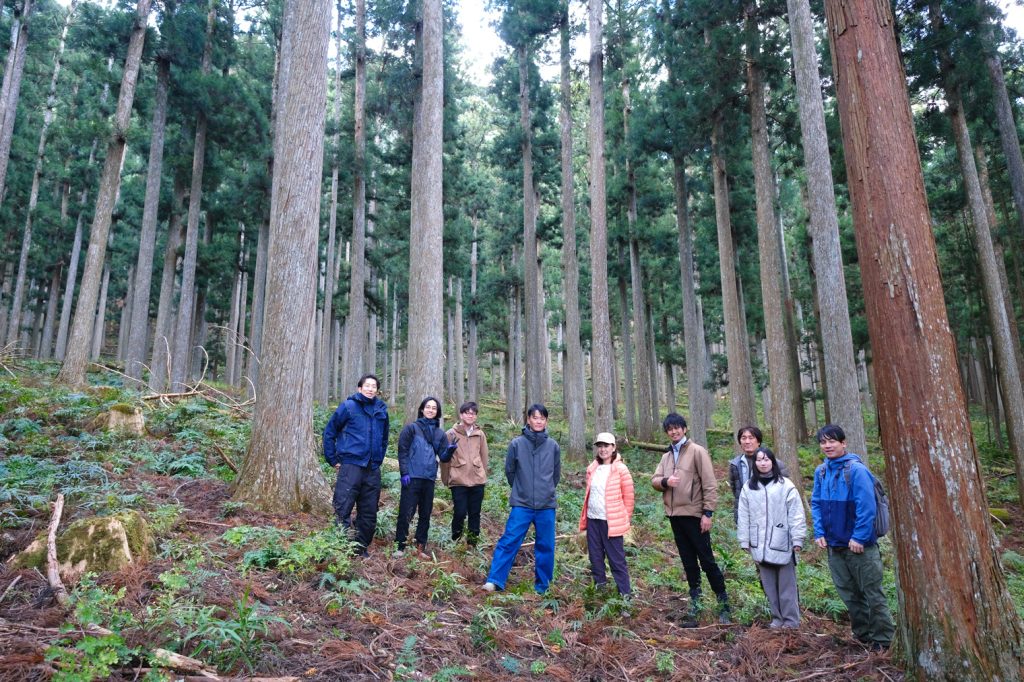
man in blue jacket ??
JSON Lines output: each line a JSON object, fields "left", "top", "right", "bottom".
{"left": 323, "top": 374, "right": 390, "bottom": 556}
{"left": 810, "top": 424, "right": 895, "bottom": 650}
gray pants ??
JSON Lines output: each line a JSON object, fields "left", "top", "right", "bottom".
{"left": 827, "top": 544, "right": 895, "bottom": 646}
{"left": 757, "top": 558, "right": 800, "bottom": 627}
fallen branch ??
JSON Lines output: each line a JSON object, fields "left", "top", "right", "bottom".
{"left": 46, "top": 494, "right": 70, "bottom": 608}
{"left": 211, "top": 443, "right": 239, "bottom": 473}
{"left": 0, "top": 575, "right": 22, "bottom": 605}
{"left": 185, "top": 519, "right": 231, "bottom": 528}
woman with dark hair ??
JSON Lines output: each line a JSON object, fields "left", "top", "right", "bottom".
{"left": 579, "top": 432, "right": 635, "bottom": 595}
{"left": 394, "top": 396, "right": 456, "bottom": 558}
{"left": 482, "top": 404, "right": 561, "bottom": 594}
{"left": 736, "top": 446, "right": 806, "bottom": 628}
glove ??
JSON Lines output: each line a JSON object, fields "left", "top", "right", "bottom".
{"left": 440, "top": 443, "right": 458, "bottom": 463}
{"left": 401, "top": 475, "right": 411, "bottom": 487}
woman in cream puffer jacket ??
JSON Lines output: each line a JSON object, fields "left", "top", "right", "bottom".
{"left": 737, "top": 446, "right": 806, "bottom": 628}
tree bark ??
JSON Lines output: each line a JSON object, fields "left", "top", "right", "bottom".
{"left": 673, "top": 155, "right": 712, "bottom": 446}
{"left": 588, "top": 0, "right": 614, "bottom": 432}
{"left": 149, "top": 178, "right": 186, "bottom": 392}
{"left": 519, "top": 43, "right": 544, "bottom": 410}
{"left": 825, "top": 0, "right": 1024, "bottom": 674}
{"left": 560, "top": 6, "right": 587, "bottom": 458}
{"left": 233, "top": 0, "right": 332, "bottom": 514}
{"left": 617, "top": 255, "right": 636, "bottom": 435}
{"left": 57, "top": 0, "right": 152, "bottom": 386}
{"left": 54, "top": 208, "right": 83, "bottom": 361}
{"left": 454, "top": 277, "right": 465, "bottom": 408}
{"left": 343, "top": 0, "right": 368, "bottom": 394}
{"left": 38, "top": 265, "right": 60, "bottom": 358}
{"left": 468, "top": 219, "right": 481, "bottom": 400}
{"left": 6, "top": 0, "right": 75, "bottom": 347}
{"left": 171, "top": 1, "right": 216, "bottom": 390}
{"left": 786, "top": 0, "right": 867, "bottom": 455}
{"left": 711, "top": 114, "right": 756, "bottom": 427}
{"left": 0, "top": 0, "right": 33, "bottom": 203}
{"left": 746, "top": 8, "right": 802, "bottom": 479}
{"left": 931, "top": 2, "right": 1024, "bottom": 504}
{"left": 126, "top": 56, "right": 170, "bottom": 382}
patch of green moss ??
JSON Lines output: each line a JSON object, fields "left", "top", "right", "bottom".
{"left": 109, "top": 403, "right": 138, "bottom": 415}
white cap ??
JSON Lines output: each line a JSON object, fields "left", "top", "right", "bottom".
{"left": 594, "top": 432, "right": 617, "bottom": 445}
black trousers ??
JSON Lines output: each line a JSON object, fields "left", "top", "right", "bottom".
{"left": 333, "top": 463, "right": 381, "bottom": 553}
{"left": 451, "top": 484, "right": 485, "bottom": 545}
{"left": 669, "top": 515, "right": 727, "bottom": 597}
{"left": 396, "top": 478, "right": 436, "bottom": 550}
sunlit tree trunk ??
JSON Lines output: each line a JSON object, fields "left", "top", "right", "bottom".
{"left": 57, "top": 0, "right": 152, "bottom": 386}
{"left": 825, "top": 0, "right": 1024, "bottom": 673}
{"left": 234, "top": 0, "right": 332, "bottom": 514}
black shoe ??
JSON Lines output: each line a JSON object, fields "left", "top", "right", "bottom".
{"left": 870, "top": 642, "right": 890, "bottom": 653}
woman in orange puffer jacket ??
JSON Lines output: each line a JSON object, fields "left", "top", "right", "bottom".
{"left": 579, "top": 432, "right": 635, "bottom": 596}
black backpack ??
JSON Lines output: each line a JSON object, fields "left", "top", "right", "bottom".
{"left": 817, "top": 457, "right": 890, "bottom": 538}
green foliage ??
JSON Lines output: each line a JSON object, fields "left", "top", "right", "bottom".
{"left": 429, "top": 563, "right": 468, "bottom": 603}
{"left": 431, "top": 665, "right": 472, "bottom": 681}
{"left": 469, "top": 603, "right": 509, "bottom": 650}
{"left": 46, "top": 633, "right": 136, "bottom": 682}
{"left": 654, "top": 650, "right": 675, "bottom": 675}
{"left": 394, "top": 635, "right": 419, "bottom": 681}
{"left": 499, "top": 654, "right": 521, "bottom": 674}
{"left": 237, "top": 526, "right": 355, "bottom": 576}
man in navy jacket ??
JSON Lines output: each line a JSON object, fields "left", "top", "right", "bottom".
{"left": 811, "top": 424, "right": 895, "bottom": 650}
{"left": 323, "top": 374, "right": 390, "bottom": 556}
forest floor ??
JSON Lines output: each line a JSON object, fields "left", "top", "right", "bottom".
{"left": 1, "top": 362, "right": 1022, "bottom": 681}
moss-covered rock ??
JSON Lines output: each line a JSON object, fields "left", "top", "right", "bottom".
{"left": 89, "top": 405, "right": 145, "bottom": 435}
{"left": 10, "top": 511, "right": 154, "bottom": 580}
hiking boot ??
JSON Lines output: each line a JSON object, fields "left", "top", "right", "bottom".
{"left": 415, "top": 543, "right": 431, "bottom": 560}
{"left": 716, "top": 593, "right": 731, "bottom": 625}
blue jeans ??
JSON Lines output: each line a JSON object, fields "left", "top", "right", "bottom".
{"left": 486, "top": 506, "right": 555, "bottom": 593}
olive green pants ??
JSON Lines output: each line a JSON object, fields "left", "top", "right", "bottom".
{"left": 827, "top": 544, "right": 895, "bottom": 646}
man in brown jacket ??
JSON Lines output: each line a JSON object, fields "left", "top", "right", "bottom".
{"left": 652, "top": 412, "right": 730, "bottom": 624}
{"left": 443, "top": 401, "right": 489, "bottom": 546}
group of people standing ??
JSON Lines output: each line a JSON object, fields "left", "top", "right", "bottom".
{"left": 322, "top": 374, "right": 490, "bottom": 559}
{"left": 323, "top": 379, "right": 893, "bottom": 648}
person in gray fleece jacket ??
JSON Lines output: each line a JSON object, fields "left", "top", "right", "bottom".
{"left": 482, "top": 404, "right": 561, "bottom": 594}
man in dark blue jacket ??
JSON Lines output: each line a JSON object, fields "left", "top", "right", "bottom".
{"left": 810, "top": 424, "right": 895, "bottom": 650}
{"left": 323, "top": 374, "right": 390, "bottom": 556}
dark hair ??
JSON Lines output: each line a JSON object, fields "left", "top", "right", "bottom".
{"left": 417, "top": 396, "right": 443, "bottom": 421}
{"left": 747, "top": 447, "right": 783, "bottom": 490}
{"left": 357, "top": 374, "right": 380, "bottom": 389}
{"left": 736, "top": 425, "right": 763, "bottom": 444}
{"left": 525, "top": 403, "right": 548, "bottom": 422}
{"left": 458, "top": 401, "right": 479, "bottom": 415}
{"left": 816, "top": 424, "right": 846, "bottom": 443}
{"left": 662, "top": 412, "right": 687, "bottom": 432}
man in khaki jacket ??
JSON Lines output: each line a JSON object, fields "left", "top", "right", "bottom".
{"left": 443, "top": 401, "right": 489, "bottom": 546}
{"left": 652, "top": 412, "right": 730, "bottom": 624}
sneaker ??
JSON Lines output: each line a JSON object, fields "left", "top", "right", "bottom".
{"left": 718, "top": 610, "right": 732, "bottom": 625}
{"left": 482, "top": 582, "right": 497, "bottom": 592}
